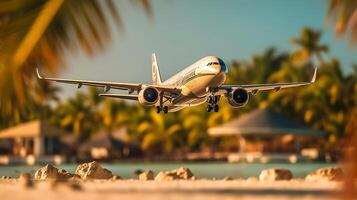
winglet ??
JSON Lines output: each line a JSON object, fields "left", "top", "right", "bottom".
{"left": 36, "top": 68, "right": 43, "bottom": 79}
{"left": 311, "top": 66, "right": 317, "bottom": 83}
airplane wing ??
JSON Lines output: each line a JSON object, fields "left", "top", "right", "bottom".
{"left": 216, "top": 66, "right": 317, "bottom": 95}
{"left": 98, "top": 93, "right": 138, "bottom": 100}
{"left": 36, "top": 68, "right": 181, "bottom": 95}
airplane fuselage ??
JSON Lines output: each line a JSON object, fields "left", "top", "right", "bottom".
{"left": 159, "top": 56, "right": 228, "bottom": 112}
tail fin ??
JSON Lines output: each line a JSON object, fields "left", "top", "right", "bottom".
{"left": 152, "top": 53, "right": 162, "bottom": 85}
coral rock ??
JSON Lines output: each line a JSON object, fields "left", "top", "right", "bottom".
{"left": 155, "top": 171, "right": 177, "bottom": 181}
{"left": 34, "top": 164, "right": 74, "bottom": 180}
{"left": 75, "top": 161, "right": 113, "bottom": 180}
{"left": 155, "top": 167, "right": 194, "bottom": 181}
{"left": 139, "top": 170, "right": 154, "bottom": 181}
{"left": 34, "top": 164, "right": 59, "bottom": 180}
{"left": 259, "top": 168, "right": 293, "bottom": 182}
{"left": 305, "top": 167, "right": 343, "bottom": 182}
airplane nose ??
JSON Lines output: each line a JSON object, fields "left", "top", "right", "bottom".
{"left": 213, "top": 65, "right": 221, "bottom": 74}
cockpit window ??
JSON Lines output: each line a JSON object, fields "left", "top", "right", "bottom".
{"left": 207, "top": 59, "right": 228, "bottom": 73}
{"left": 207, "top": 62, "right": 219, "bottom": 66}
{"left": 218, "top": 58, "right": 228, "bottom": 73}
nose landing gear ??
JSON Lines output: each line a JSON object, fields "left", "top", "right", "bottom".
{"left": 206, "top": 104, "right": 219, "bottom": 112}
{"left": 206, "top": 96, "right": 220, "bottom": 112}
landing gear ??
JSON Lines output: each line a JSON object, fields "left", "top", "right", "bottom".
{"left": 162, "top": 106, "right": 168, "bottom": 114}
{"left": 206, "top": 96, "right": 220, "bottom": 112}
{"left": 156, "top": 91, "right": 168, "bottom": 114}
{"left": 214, "top": 104, "right": 219, "bottom": 112}
{"left": 156, "top": 106, "right": 162, "bottom": 113}
{"left": 206, "top": 105, "right": 212, "bottom": 112}
{"left": 156, "top": 106, "right": 168, "bottom": 114}
{"left": 206, "top": 104, "right": 219, "bottom": 112}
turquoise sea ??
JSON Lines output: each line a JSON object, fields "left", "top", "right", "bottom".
{"left": 0, "top": 162, "right": 337, "bottom": 179}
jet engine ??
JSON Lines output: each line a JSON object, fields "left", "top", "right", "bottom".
{"left": 138, "top": 87, "right": 159, "bottom": 105}
{"left": 227, "top": 88, "right": 249, "bottom": 107}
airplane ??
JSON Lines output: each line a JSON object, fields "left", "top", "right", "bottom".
{"left": 36, "top": 53, "right": 317, "bottom": 114}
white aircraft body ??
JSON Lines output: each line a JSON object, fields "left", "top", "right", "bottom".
{"left": 37, "top": 53, "right": 317, "bottom": 113}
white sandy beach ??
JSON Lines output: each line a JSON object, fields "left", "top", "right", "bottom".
{"left": 0, "top": 179, "right": 341, "bottom": 200}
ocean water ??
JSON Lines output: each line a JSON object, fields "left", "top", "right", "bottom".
{"left": 0, "top": 162, "right": 337, "bottom": 179}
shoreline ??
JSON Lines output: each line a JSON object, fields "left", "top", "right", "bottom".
{"left": 0, "top": 162, "right": 337, "bottom": 179}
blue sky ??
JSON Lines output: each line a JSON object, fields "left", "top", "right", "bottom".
{"left": 60, "top": 0, "right": 357, "bottom": 98}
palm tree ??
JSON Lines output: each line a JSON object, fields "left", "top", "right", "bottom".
{"left": 268, "top": 59, "right": 347, "bottom": 150}
{"left": 100, "top": 98, "right": 131, "bottom": 132}
{"left": 133, "top": 109, "right": 183, "bottom": 155}
{"left": 0, "top": 0, "right": 151, "bottom": 128}
{"left": 51, "top": 90, "right": 100, "bottom": 138}
{"left": 247, "top": 48, "right": 288, "bottom": 83}
{"left": 327, "top": 0, "right": 357, "bottom": 43}
{"left": 291, "top": 27, "right": 329, "bottom": 64}
{"left": 178, "top": 106, "right": 209, "bottom": 150}
{"left": 345, "top": 64, "right": 357, "bottom": 106}
{"left": 224, "top": 48, "right": 289, "bottom": 114}
{"left": 25, "top": 80, "right": 61, "bottom": 121}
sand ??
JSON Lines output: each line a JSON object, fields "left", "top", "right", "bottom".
{"left": 0, "top": 179, "right": 341, "bottom": 200}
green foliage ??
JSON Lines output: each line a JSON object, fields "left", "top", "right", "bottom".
{"left": 291, "top": 27, "right": 329, "bottom": 63}
{"left": 1, "top": 26, "right": 356, "bottom": 155}
{"left": 327, "top": 0, "right": 357, "bottom": 43}
{"left": 0, "top": 0, "right": 150, "bottom": 128}
{"left": 0, "top": 0, "right": 355, "bottom": 156}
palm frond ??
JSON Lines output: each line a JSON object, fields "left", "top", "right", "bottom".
{"left": 0, "top": 0, "right": 151, "bottom": 127}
